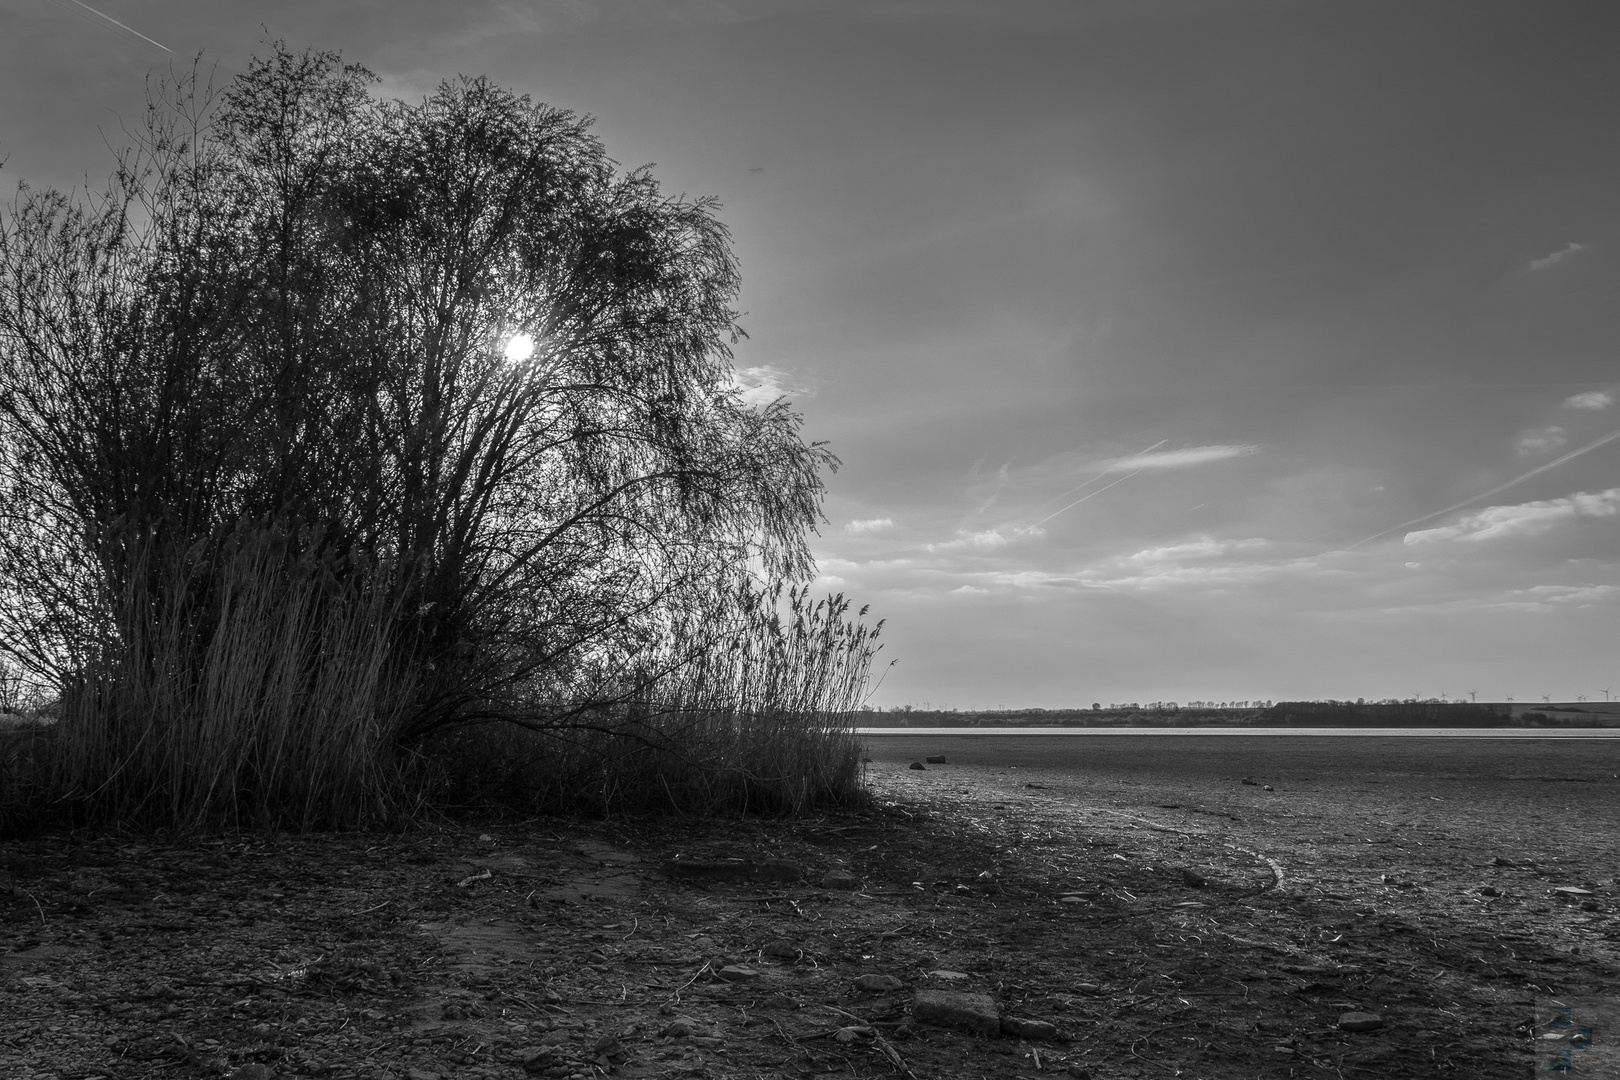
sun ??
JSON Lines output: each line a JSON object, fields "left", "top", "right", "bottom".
{"left": 503, "top": 332, "right": 536, "bottom": 363}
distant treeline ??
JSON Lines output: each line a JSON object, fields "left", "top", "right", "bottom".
{"left": 860, "top": 701, "right": 1607, "bottom": 728}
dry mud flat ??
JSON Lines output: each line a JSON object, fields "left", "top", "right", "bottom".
{"left": 2, "top": 735, "right": 1617, "bottom": 1080}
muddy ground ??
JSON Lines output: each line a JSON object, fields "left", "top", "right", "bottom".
{"left": 4, "top": 734, "right": 1619, "bottom": 1079}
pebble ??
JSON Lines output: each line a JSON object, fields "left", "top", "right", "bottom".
{"left": 1182, "top": 868, "right": 1207, "bottom": 888}
{"left": 925, "top": 755, "right": 948, "bottom": 764}
{"left": 662, "top": 1016, "right": 702, "bottom": 1038}
{"left": 762, "top": 940, "right": 800, "bottom": 960}
{"left": 913, "top": 989, "right": 1000, "bottom": 1037}
{"left": 1479, "top": 886, "right": 1500, "bottom": 897}
{"left": 1554, "top": 886, "right": 1595, "bottom": 898}
{"left": 717, "top": 964, "right": 762, "bottom": 982}
{"left": 1263, "top": 785, "right": 1274, "bottom": 791}
{"left": 1001, "top": 1015, "right": 1059, "bottom": 1040}
{"left": 1074, "top": 982, "right": 1100, "bottom": 994}
{"left": 1066, "top": 1067, "right": 1092, "bottom": 1079}
{"left": 1059, "top": 895, "right": 1085, "bottom": 904}
{"left": 854, "top": 974, "right": 905, "bottom": 992}
{"left": 909, "top": 761, "right": 927, "bottom": 770}
{"left": 1338, "top": 1012, "right": 1385, "bottom": 1032}
{"left": 822, "top": 869, "right": 859, "bottom": 890}
{"left": 927, "top": 969, "right": 969, "bottom": 981}
{"left": 229, "top": 1068, "right": 275, "bottom": 1080}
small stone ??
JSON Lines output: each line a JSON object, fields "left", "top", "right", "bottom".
{"left": 1059, "top": 895, "right": 1085, "bottom": 904}
{"left": 762, "top": 940, "right": 800, "bottom": 960}
{"left": 1131, "top": 978, "right": 1159, "bottom": 996}
{"left": 662, "top": 1016, "right": 701, "bottom": 1037}
{"left": 229, "top": 1068, "right": 275, "bottom": 1080}
{"left": 834, "top": 1025, "right": 871, "bottom": 1043}
{"left": 1001, "top": 1015, "right": 1059, "bottom": 1040}
{"left": 909, "top": 761, "right": 927, "bottom": 770}
{"left": 1491, "top": 855, "right": 1514, "bottom": 867}
{"left": 927, "top": 969, "right": 969, "bottom": 980}
{"left": 1074, "top": 982, "right": 1100, "bottom": 994}
{"left": 1338, "top": 1011, "right": 1384, "bottom": 1032}
{"left": 1263, "top": 785, "right": 1274, "bottom": 791}
{"left": 408, "top": 1069, "right": 441, "bottom": 1080}
{"left": 1554, "top": 886, "right": 1595, "bottom": 897}
{"left": 854, "top": 974, "right": 904, "bottom": 992}
{"left": 913, "top": 989, "right": 1000, "bottom": 1036}
{"left": 822, "top": 869, "right": 859, "bottom": 890}
{"left": 925, "top": 755, "right": 948, "bottom": 764}
{"left": 1582, "top": 900, "right": 1600, "bottom": 911}
{"left": 717, "top": 964, "right": 762, "bottom": 982}
{"left": 1241, "top": 777, "right": 1258, "bottom": 786}
{"left": 1182, "top": 868, "right": 1207, "bottom": 888}
{"left": 1066, "top": 1067, "right": 1092, "bottom": 1080}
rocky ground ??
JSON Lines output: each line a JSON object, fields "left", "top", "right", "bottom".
{"left": 4, "top": 745, "right": 1618, "bottom": 1079}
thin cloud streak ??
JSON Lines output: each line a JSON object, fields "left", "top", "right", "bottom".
{"left": 1345, "top": 427, "right": 1620, "bottom": 550}
{"left": 1092, "top": 444, "right": 1261, "bottom": 472}
{"left": 1528, "top": 241, "right": 1586, "bottom": 271}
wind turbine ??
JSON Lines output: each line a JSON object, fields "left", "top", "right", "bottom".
{"left": 1505, "top": 693, "right": 1515, "bottom": 703}
{"left": 1542, "top": 694, "right": 1552, "bottom": 703}
{"left": 1577, "top": 694, "right": 1588, "bottom": 703}
{"left": 1603, "top": 687, "right": 1613, "bottom": 703}
{"left": 1468, "top": 689, "right": 1478, "bottom": 703}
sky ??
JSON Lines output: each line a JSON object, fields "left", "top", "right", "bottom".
{"left": 3, "top": 0, "right": 1617, "bottom": 708}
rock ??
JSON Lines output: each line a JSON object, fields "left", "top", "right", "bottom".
{"left": 762, "top": 939, "right": 801, "bottom": 960}
{"left": 1066, "top": 1067, "right": 1092, "bottom": 1079}
{"left": 717, "top": 964, "right": 762, "bottom": 982}
{"left": 1491, "top": 855, "right": 1514, "bottom": 867}
{"left": 822, "top": 869, "right": 860, "bottom": 890}
{"left": 834, "top": 1025, "right": 872, "bottom": 1043}
{"left": 854, "top": 974, "right": 904, "bottom": 992}
{"left": 1554, "top": 886, "right": 1595, "bottom": 898}
{"left": 925, "top": 755, "right": 948, "bottom": 764}
{"left": 913, "top": 989, "right": 1000, "bottom": 1037}
{"left": 1241, "top": 777, "right": 1258, "bottom": 786}
{"left": 758, "top": 993, "right": 802, "bottom": 1010}
{"left": 1059, "top": 895, "right": 1085, "bottom": 904}
{"left": 1263, "top": 785, "right": 1274, "bottom": 791}
{"left": 408, "top": 1070, "right": 442, "bottom": 1080}
{"left": 1131, "top": 978, "right": 1160, "bottom": 996}
{"left": 927, "top": 969, "right": 969, "bottom": 980}
{"left": 663, "top": 1016, "right": 702, "bottom": 1037}
{"left": 1582, "top": 900, "right": 1600, "bottom": 911}
{"left": 1479, "top": 886, "right": 1500, "bottom": 897}
{"left": 1074, "top": 982, "right": 1100, "bottom": 994}
{"left": 909, "top": 761, "right": 927, "bottom": 770}
{"left": 229, "top": 1068, "right": 275, "bottom": 1080}
{"left": 1001, "top": 1015, "right": 1059, "bottom": 1040}
{"left": 1338, "top": 1011, "right": 1384, "bottom": 1032}
{"left": 1181, "top": 868, "right": 1207, "bottom": 888}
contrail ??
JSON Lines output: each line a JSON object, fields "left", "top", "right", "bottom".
{"left": 1344, "top": 425, "right": 1620, "bottom": 550}
{"left": 1010, "top": 438, "right": 1170, "bottom": 537}
{"left": 45, "top": 0, "right": 171, "bottom": 52}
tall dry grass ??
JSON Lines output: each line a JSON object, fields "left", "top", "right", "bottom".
{"left": 417, "top": 585, "right": 883, "bottom": 818}
{"left": 0, "top": 522, "right": 413, "bottom": 833}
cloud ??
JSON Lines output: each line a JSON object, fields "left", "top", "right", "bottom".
{"left": 1564, "top": 390, "right": 1614, "bottom": 411}
{"left": 1528, "top": 242, "right": 1587, "bottom": 271}
{"left": 845, "top": 517, "right": 895, "bottom": 533}
{"left": 1404, "top": 487, "right": 1620, "bottom": 544}
{"left": 1516, "top": 426, "right": 1568, "bottom": 456}
{"left": 730, "top": 365, "right": 806, "bottom": 407}
{"left": 1091, "top": 444, "right": 1260, "bottom": 472}
{"left": 1517, "top": 584, "right": 1620, "bottom": 605}
{"left": 925, "top": 527, "right": 1028, "bottom": 553}
{"left": 1124, "top": 536, "right": 1269, "bottom": 564}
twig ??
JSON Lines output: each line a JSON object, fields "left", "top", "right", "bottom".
{"left": 819, "top": 1004, "right": 917, "bottom": 1079}
{"left": 348, "top": 899, "right": 391, "bottom": 917}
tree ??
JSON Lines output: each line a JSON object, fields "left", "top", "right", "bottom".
{"left": 0, "top": 45, "right": 868, "bottom": 827}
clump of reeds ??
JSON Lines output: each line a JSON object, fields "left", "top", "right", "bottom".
{"left": 8, "top": 520, "right": 413, "bottom": 833}
{"left": 414, "top": 582, "right": 884, "bottom": 818}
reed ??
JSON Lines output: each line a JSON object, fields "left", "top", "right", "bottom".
{"left": 0, "top": 521, "right": 413, "bottom": 834}
{"left": 415, "top": 584, "right": 884, "bottom": 818}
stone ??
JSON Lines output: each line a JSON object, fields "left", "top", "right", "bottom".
{"left": 909, "top": 761, "right": 927, "bottom": 770}
{"left": 1490, "top": 855, "right": 1514, "bottom": 867}
{"left": 913, "top": 989, "right": 1000, "bottom": 1037}
{"left": 662, "top": 1016, "right": 701, "bottom": 1037}
{"left": 1338, "top": 1012, "right": 1384, "bottom": 1032}
{"left": 1479, "top": 886, "right": 1499, "bottom": 897}
{"left": 854, "top": 974, "right": 904, "bottom": 992}
{"left": 822, "top": 869, "right": 859, "bottom": 890}
{"left": 1059, "top": 895, "right": 1085, "bottom": 904}
{"left": 1582, "top": 900, "right": 1600, "bottom": 911}
{"left": 229, "top": 1068, "right": 275, "bottom": 1080}
{"left": 925, "top": 755, "right": 948, "bottom": 764}
{"left": 762, "top": 939, "right": 800, "bottom": 960}
{"left": 1182, "top": 868, "right": 1206, "bottom": 888}
{"left": 1241, "top": 777, "right": 1258, "bottom": 786}
{"left": 1074, "top": 982, "right": 1100, "bottom": 994}
{"left": 1263, "top": 785, "right": 1274, "bottom": 791}
{"left": 927, "top": 969, "right": 969, "bottom": 980}
{"left": 717, "top": 964, "right": 762, "bottom": 982}
{"left": 1066, "top": 1067, "right": 1092, "bottom": 1079}
{"left": 1001, "top": 1015, "right": 1059, "bottom": 1040}
{"left": 1554, "top": 886, "right": 1595, "bottom": 897}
